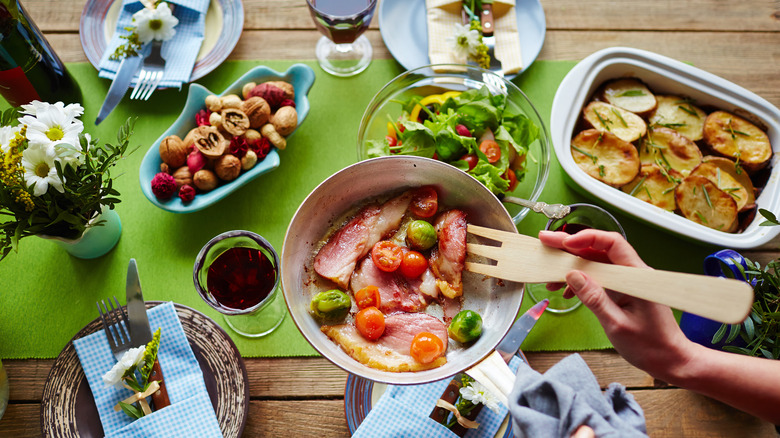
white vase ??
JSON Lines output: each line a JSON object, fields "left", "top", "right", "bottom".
{"left": 37, "top": 206, "right": 122, "bottom": 259}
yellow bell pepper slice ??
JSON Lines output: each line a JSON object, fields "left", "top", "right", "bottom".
{"left": 409, "top": 91, "right": 462, "bottom": 122}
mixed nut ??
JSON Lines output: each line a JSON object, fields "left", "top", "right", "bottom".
{"left": 151, "top": 80, "right": 299, "bottom": 202}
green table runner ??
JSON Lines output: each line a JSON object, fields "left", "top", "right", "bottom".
{"left": 0, "top": 59, "right": 715, "bottom": 359}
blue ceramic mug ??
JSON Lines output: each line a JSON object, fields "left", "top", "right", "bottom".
{"left": 679, "top": 249, "right": 752, "bottom": 349}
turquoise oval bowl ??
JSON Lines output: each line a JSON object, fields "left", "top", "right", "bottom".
{"left": 139, "top": 64, "right": 315, "bottom": 213}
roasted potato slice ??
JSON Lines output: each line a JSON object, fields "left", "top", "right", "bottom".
{"left": 675, "top": 175, "right": 738, "bottom": 232}
{"left": 583, "top": 101, "right": 647, "bottom": 143}
{"left": 691, "top": 160, "right": 752, "bottom": 211}
{"left": 621, "top": 163, "right": 681, "bottom": 211}
{"left": 702, "top": 111, "right": 772, "bottom": 173}
{"left": 638, "top": 127, "right": 702, "bottom": 176}
{"left": 599, "top": 78, "right": 657, "bottom": 115}
{"left": 702, "top": 155, "right": 756, "bottom": 207}
{"left": 571, "top": 129, "right": 640, "bottom": 187}
{"left": 648, "top": 95, "right": 707, "bottom": 141}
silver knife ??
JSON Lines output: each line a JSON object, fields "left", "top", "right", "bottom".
{"left": 126, "top": 258, "right": 171, "bottom": 409}
{"left": 430, "top": 298, "right": 549, "bottom": 434}
{"left": 96, "top": 55, "right": 142, "bottom": 125}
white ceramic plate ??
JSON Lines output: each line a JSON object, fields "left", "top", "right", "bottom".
{"left": 550, "top": 47, "right": 780, "bottom": 249}
{"left": 378, "top": 0, "right": 546, "bottom": 78}
{"left": 79, "top": 0, "right": 243, "bottom": 82}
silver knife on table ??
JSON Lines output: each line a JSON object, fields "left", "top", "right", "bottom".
{"left": 126, "top": 258, "right": 171, "bottom": 410}
{"left": 96, "top": 54, "right": 142, "bottom": 125}
{"left": 430, "top": 298, "right": 549, "bottom": 435}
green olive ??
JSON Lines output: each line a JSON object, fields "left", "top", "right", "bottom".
{"left": 406, "top": 220, "right": 437, "bottom": 250}
{"left": 310, "top": 289, "right": 351, "bottom": 321}
{"left": 448, "top": 310, "right": 483, "bottom": 343}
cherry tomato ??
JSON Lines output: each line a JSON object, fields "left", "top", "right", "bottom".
{"left": 386, "top": 135, "right": 397, "bottom": 147}
{"left": 354, "top": 285, "right": 381, "bottom": 309}
{"left": 503, "top": 168, "right": 518, "bottom": 192}
{"left": 479, "top": 140, "right": 501, "bottom": 163}
{"left": 460, "top": 153, "right": 478, "bottom": 171}
{"left": 371, "top": 241, "right": 403, "bottom": 272}
{"left": 410, "top": 332, "right": 444, "bottom": 364}
{"left": 355, "top": 306, "right": 385, "bottom": 341}
{"left": 400, "top": 250, "right": 428, "bottom": 278}
{"left": 410, "top": 186, "right": 438, "bottom": 218}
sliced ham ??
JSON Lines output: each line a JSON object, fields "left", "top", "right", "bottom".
{"left": 314, "top": 205, "right": 381, "bottom": 289}
{"left": 350, "top": 257, "right": 426, "bottom": 313}
{"left": 321, "top": 313, "right": 448, "bottom": 372}
{"left": 429, "top": 209, "right": 467, "bottom": 298}
{"left": 314, "top": 192, "right": 413, "bottom": 289}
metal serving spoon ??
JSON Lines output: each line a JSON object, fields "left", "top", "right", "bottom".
{"left": 502, "top": 195, "right": 571, "bottom": 219}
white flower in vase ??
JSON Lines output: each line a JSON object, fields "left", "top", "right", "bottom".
{"left": 21, "top": 145, "right": 64, "bottom": 196}
{"left": 0, "top": 125, "right": 21, "bottom": 154}
{"left": 18, "top": 101, "right": 84, "bottom": 152}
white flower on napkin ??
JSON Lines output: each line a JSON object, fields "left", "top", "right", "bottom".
{"left": 133, "top": 2, "right": 179, "bottom": 43}
{"left": 460, "top": 380, "right": 501, "bottom": 414}
{"left": 102, "top": 346, "right": 146, "bottom": 387}
{"left": 447, "top": 23, "right": 480, "bottom": 58}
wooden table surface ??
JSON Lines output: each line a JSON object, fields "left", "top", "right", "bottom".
{"left": 2, "top": 0, "right": 780, "bottom": 436}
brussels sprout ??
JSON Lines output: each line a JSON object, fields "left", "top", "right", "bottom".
{"left": 448, "top": 310, "right": 483, "bottom": 343}
{"left": 406, "top": 220, "right": 437, "bottom": 250}
{"left": 310, "top": 289, "right": 351, "bottom": 321}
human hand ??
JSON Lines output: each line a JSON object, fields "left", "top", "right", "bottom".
{"left": 537, "top": 229, "right": 695, "bottom": 381}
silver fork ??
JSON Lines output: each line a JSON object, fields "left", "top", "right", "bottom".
{"left": 130, "top": 40, "right": 166, "bottom": 101}
{"left": 96, "top": 296, "right": 132, "bottom": 359}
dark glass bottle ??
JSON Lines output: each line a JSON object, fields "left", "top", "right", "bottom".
{"left": 0, "top": 0, "right": 81, "bottom": 107}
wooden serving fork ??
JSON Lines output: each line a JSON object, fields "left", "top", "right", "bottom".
{"left": 466, "top": 225, "right": 754, "bottom": 324}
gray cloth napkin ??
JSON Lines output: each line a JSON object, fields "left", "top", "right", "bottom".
{"left": 508, "top": 353, "right": 647, "bottom": 438}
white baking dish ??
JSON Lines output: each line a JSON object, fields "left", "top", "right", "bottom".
{"left": 550, "top": 47, "right": 780, "bottom": 249}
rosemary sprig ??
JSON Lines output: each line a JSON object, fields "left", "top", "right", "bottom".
{"left": 694, "top": 210, "right": 708, "bottom": 224}
{"left": 611, "top": 107, "right": 628, "bottom": 127}
{"left": 616, "top": 90, "right": 645, "bottom": 97}
{"left": 701, "top": 184, "right": 713, "bottom": 209}
{"left": 594, "top": 111, "right": 612, "bottom": 131}
{"left": 628, "top": 175, "right": 647, "bottom": 196}
{"left": 572, "top": 145, "right": 598, "bottom": 165}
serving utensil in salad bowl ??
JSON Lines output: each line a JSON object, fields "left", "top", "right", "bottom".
{"left": 465, "top": 224, "right": 753, "bottom": 324}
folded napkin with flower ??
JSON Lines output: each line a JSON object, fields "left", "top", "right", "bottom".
{"left": 508, "top": 354, "right": 647, "bottom": 438}
{"left": 98, "top": 0, "right": 211, "bottom": 89}
{"left": 73, "top": 301, "right": 222, "bottom": 437}
{"left": 352, "top": 356, "right": 522, "bottom": 438}
{"left": 426, "top": 0, "right": 523, "bottom": 75}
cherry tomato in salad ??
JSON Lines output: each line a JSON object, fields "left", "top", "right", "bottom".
{"left": 355, "top": 307, "right": 385, "bottom": 341}
{"left": 371, "top": 241, "right": 403, "bottom": 272}
{"left": 479, "top": 140, "right": 501, "bottom": 164}
{"left": 460, "top": 153, "right": 478, "bottom": 171}
{"left": 400, "top": 250, "right": 428, "bottom": 278}
{"left": 503, "top": 168, "right": 518, "bottom": 192}
{"left": 355, "top": 285, "right": 381, "bottom": 309}
{"left": 386, "top": 135, "right": 397, "bottom": 147}
{"left": 410, "top": 186, "right": 438, "bottom": 218}
{"left": 410, "top": 332, "right": 444, "bottom": 364}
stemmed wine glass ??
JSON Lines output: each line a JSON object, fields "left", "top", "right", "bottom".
{"left": 305, "top": 0, "right": 378, "bottom": 77}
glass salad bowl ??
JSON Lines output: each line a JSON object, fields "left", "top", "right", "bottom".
{"left": 356, "top": 64, "right": 551, "bottom": 225}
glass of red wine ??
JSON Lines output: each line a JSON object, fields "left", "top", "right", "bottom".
{"left": 305, "top": 0, "right": 378, "bottom": 77}
{"left": 526, "top": 203, "right": 627, "bottom": 313}
{"left": 194, "top": 230, "right": 286, "bottom": 337}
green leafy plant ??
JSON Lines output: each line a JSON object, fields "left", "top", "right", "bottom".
{"left": 0, "top": 105, "right": 135, "bottom": 261}
{"left": 713, "top": 256, "right": 780, "bottom": 360}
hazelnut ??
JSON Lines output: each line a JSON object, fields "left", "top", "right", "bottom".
{"left": 193, "top": 169, "right": 218, "bottom": 191}
{"left": 220, "top": 108, "right": 250, "bottom": 137}
{"left": 271, "top": 106, "right": 298, "bottom": 136}
{"left": 209, "top": 111, "right": 223, "bottom": 129}
{"left": 159, "top": 134, "right": 189, "bottom": 168}
{"left": 191, "top": 125, "right": 229, "bottom": 158}
{"left": 244, "top": 128, "right": 262, "bottom": 143}
{"left": 266, "top": 81, "right": 295, "bottom": 100}
{"left": 241, "top": 149, "right": 258, "bottom": 170}
{"left": 241, "top": 96, "right": 271, "bottom": 128}
{"left": 220, "top": 94, "right": 242, "bottom": 109}
{"left": 172, "top": 166, "right": 193, "bottom": 189}
{"left": 205, "top": 94, "right": 222, "bottom": 112}
{"left": 241, "top": 81, "right": 257, "bottom": 100}
{"left": 215, "top": 154, "right": 241, "bottom": 181}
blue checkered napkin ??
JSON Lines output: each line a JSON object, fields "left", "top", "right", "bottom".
{"left": 98, "top": 0, "right": 211, "bottom": 89}
{"left": 73, "top": 301, "right": 223, "bottom": 438}
{"left": 353, "top": 356, "right": 522, "bottom": 438}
